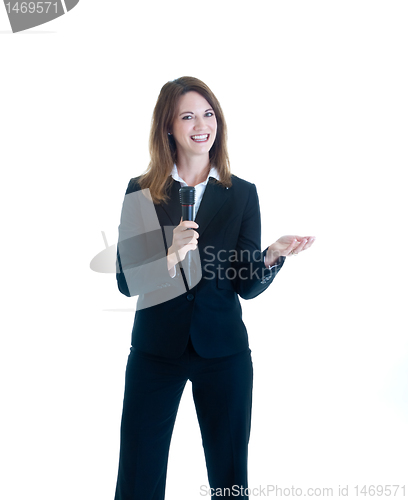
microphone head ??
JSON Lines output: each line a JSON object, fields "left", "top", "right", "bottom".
{"left": 179, "top": 186, "right": 196, "bottom": 205}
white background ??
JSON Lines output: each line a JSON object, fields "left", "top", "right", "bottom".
{"left": 1, "top": 1, "right": 407, "bottom": 499}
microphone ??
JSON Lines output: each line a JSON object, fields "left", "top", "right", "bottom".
{"left": 179, "top": 186, "right": 196, "bottom": 289}
{"left": 179, "top": 185, "right": 195, "bottom": 222}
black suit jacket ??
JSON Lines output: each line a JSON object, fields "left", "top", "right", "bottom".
{"left": 116, "top": 174, "right": 285, "bottom": 358}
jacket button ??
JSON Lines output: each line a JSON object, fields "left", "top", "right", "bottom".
{"left": 186, "top": 293, "right": 194, "bottom": 301}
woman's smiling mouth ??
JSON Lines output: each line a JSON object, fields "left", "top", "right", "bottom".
{"left": 191, "top": 134, "right": 209, "bottom": 142}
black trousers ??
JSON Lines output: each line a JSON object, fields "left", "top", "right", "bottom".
{"left": 114, "top": 337, "right": 253, "bottom": 500}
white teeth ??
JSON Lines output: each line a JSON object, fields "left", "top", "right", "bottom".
{"left": 191, "top": 134, "right": 208, "bottom": 141}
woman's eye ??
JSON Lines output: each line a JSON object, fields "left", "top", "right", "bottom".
{"left": 182, "top": 113, "right": 213, "bottom": 120}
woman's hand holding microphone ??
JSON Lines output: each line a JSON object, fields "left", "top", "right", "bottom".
{"left": 167, "top": 218, "right": 200, "bottom": 272}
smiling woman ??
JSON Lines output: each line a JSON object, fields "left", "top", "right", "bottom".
{"left": 113, "top": 76, "right": 315, "bottom": 500}
{"left": 138, "top": 76, "right": 232, "bottom": 204}
{"left": 170, "top": 91, "right": 218, "bottom": 185}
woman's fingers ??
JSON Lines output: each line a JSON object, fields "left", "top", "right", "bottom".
{"left": 302, "top": 236, "right": 316, "bottom": 251}
{"left": 175, "top": 221, "right": 199, "bottom": 239}
{"left": 176, "top": 228, "right": 199, "bottom": 244}
{"left": 276, "top": 238, "right": 296, "bottom": 256}
{"left": 180, "top": 218, "right": 199, "bottom": 229}
{"left": 270, "top": 235, "right": 315, "bottom": 259}
{"left": 172, "top": 221, "right": 199, "bottom": 260}
{"left": 292, "top": 236, "right": 316, "bottom": 254}
{"left": 292, "top": 238, "right": 308, "bottom": 254}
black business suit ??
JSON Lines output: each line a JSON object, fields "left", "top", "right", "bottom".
{"left": 114, "top": 174, "right": 285, "bottom": 499}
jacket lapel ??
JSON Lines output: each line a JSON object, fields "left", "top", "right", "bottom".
{"left": 155, "top": 177, "right": 231, "bottom": 237}
{"left": 195, "top": 177, "right": 230, "bottom": 237}
{"left": 155, "top": 179, "right": 182, "bottom": 227}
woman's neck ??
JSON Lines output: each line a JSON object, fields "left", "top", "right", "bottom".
{"left": 176, "top": 156, "right": 211, "bottom": 186}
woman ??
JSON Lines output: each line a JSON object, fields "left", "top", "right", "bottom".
{"left": 114, "top": 76, "right": 315, "bottom": 499}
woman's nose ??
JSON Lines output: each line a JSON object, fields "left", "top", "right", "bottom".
{"left": 194, "top": 117, "right": 205, "bottom": 130}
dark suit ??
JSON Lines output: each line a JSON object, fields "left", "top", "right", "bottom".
{"left": 116, "top": 174, "right": 285, "bottom": 358}
{"left": 114, "top": 174, "right": 285, "bottom": 499}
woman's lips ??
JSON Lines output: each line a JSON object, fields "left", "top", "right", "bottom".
{"left": 191, "top": 134, "right": 209, "bottom": 142}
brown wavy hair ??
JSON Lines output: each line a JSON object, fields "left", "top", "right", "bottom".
{"left": 138, "top": 76, "right": 232, "bottom": 204}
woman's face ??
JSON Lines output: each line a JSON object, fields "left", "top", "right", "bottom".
{"left": 171, "top": 91, "right": 217, "bottom": 162}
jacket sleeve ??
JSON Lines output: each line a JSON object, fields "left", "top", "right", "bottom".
{"left": 233, "top": 183, "right": 285, "bottom": 300}
{"left": 115, "top": 181, "right": 187, "bottom": 298}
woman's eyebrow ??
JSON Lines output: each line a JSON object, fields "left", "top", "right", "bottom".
{"left": 179, "top": 108, "right": 214, "bottom": 116}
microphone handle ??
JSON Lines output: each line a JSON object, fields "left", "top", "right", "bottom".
{"left": 181, "top": 204, "right": 194, "bottom": 222}
{"left": 181, "top": 204, "right": 194, "bottom": 289}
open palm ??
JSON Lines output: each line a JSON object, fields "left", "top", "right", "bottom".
{"left": 265, "top": 235, "right": 316, "bottom": 266}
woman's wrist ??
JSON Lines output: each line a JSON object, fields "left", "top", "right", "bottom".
{"left": 167, "top": 247, "right": 178, "bottom": 270}
{"left": 265, "top": 245, "right": 280, "bottom": 268}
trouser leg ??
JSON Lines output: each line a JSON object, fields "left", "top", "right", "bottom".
{"left": 191, "top": 348, "right": 253, "bottom": 499}
{"left": 114, "top": 348, "right": 187, "bottom": 500}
